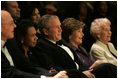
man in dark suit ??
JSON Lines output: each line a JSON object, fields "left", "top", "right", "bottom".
{"left": 31, "top": 14, "right": 117, "bottom": 78}
{"left": 1, "top": 10, "right": 68, "bottom": 78}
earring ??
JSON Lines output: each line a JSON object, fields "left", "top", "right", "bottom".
{"left": 69, "top": 36, "right": 71, "bottom": 40}
{"left": 21, "top": 40, "right": 24, "bottom": 44}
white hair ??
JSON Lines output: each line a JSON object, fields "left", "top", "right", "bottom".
{"left": 90, "top": 18, "right": 111, "bottom": 40}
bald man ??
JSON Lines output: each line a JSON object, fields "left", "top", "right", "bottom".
{"left": 1, "top": 10, "right": 68, "bottom": 78}
{"left": 1, "top": 10, "right": 16, "bottom": 40}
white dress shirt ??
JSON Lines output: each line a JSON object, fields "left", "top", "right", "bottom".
{"left": 48, "top": 39, "right": 79, "bottom": 70}
{"left": 1, "top": 40, "right": 14, "bottom": 66}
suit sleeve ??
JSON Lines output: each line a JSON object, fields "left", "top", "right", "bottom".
{"left": 2, "top": 66, "right": 41, "bottom": 78}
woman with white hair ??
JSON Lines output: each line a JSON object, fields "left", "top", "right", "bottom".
{"left": 90, "top": 18, "right": 117, "bottom": 66}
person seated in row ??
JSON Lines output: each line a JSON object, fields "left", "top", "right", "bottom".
{"left": 15, "top": 20, "right": 38, "bottom": 59}
{"left": 1, "top": 10, "right": 68, "bottom": 78}
{"left": 90, "top": 18, "right": 117, "bottom": 66}
{"left": 62, "top": 18, "right": 104, "bottom": 69}
{"left": 31, "top": 14, "right": 116, "bottom": 78}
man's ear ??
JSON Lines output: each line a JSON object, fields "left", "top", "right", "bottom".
{"left": 43, "top": 28, "right": 48, "bottom": 35}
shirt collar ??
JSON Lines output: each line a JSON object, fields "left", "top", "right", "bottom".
{"left": 46, "top": 38, "right": 56, "bottom": 44}
{"left": 1, "top": 40, "right": 6, "bottom": 48}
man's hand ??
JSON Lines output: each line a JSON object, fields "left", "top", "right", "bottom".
{"left": 82, "top": 69, "right": 95, "bottom": 78}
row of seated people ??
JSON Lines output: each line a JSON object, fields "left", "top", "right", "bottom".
{"left": 2, "top": 10, "right": 117, "bottom": 78}
{"left": 18, "top": 15, "right": 117, "bottom": 78}
{"left": 1, "top": 1, "right": 117, "bottom": 78}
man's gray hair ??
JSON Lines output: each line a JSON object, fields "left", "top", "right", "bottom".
{"left": 39, "top": 14, "right": 59, "bottom": 35}
{"left": 90, "top": 18, "right": 111, "bottom": 40}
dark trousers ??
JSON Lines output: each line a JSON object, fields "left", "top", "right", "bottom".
{"left": 92, "top": 63, "right": 117, "bottom": 78}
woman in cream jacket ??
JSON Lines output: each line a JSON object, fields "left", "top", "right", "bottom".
{"left": 90, "top": 18, "right": 117, "bottom": 66}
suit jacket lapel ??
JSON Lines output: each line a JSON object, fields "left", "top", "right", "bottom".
{"left": 1, "top": 51, "right": 11, "bottom": 67}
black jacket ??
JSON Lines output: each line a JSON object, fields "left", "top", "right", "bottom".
{"left": 31, "top": 38, "right": 88, "bottom": 78}
{"left": 1, "top": 38, "right": 56, "bottom": 78}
